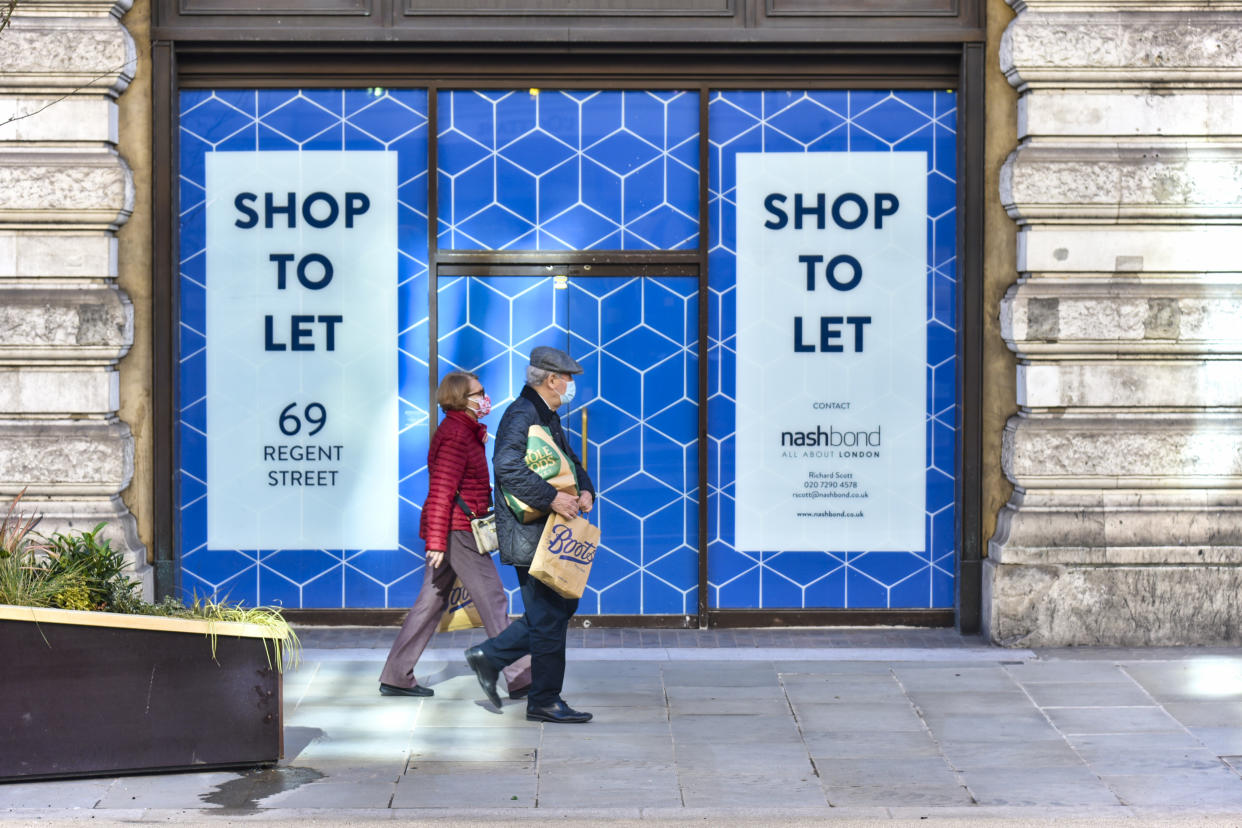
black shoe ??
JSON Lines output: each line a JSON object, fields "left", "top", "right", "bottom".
{"left": 379, "top": 682, "right": 433, "bottom": 697}
{"left": 464, "top": 646, "right": 502, "bottom": 708}
{"left": 526, "top": 700, "right": 592, "bottom": 724}
{"left": 508, "top": 684, "right": 530, "bottom": 700}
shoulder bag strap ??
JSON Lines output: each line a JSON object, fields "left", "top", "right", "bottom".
{"left": 453, "top": 492, "right": 477, "bottom": 520}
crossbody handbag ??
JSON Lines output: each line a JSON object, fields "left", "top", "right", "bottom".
{"left": 454, "top": 493, "right": 499, "bottom": 554}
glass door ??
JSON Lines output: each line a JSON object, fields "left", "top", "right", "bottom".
{"left": 436, "top": 272, "right": 699, "bottom": 616}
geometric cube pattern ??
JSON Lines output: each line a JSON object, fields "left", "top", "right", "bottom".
{"left": 707, "top": 90, "right": 958, "bottom": 609}
{"left": 178, "top": 89, "right": 432, "bottom": 608}
{"left": 177, "top": 87, "right": 957, "bottom": 611}
{"left": 438, "top": 275, "right": 700, "bottom": 615}
{"left": 437, "top": 90, "right": 699, "bottom": 250}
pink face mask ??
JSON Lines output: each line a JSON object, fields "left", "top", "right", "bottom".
{"left": 470, "top": 394, "right": 492, "bottom": 417}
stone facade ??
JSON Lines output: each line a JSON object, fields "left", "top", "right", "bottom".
{"left": 0, "top": 0, "right": 145, "bottom": 589}
{"left": 986, "top": 0, "right": 1242, "bottom": 644}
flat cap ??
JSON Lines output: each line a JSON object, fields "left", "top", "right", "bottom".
{"left": 529, "top": 345, "right": 583, "bottom": 375}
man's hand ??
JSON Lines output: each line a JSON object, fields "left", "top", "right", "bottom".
{"left": 426, "top": 549, "right": 445, "bottom": 569}
{"left": 578, "top": 490, "right": 594, "bottom": 514}
{"left": 551, "top": 491, "right": 580, "bottom": 519}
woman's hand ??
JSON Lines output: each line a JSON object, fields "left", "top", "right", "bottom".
{"left": 578, "top": 491, "right": 594, "bottom": 514}
{"left": 426, "top": 549, "right": 445, "bottom": 569}
{"left": 550, "top": 491, "right": 580, "bottom": 519}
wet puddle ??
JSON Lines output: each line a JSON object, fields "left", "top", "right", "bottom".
{"left": 200, "top": 765, "right": 324, "bottom": 813}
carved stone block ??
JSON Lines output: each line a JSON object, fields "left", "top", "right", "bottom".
{"left": 0, "top": 286, "right": 132, "bottom": 362}
{"left": 0, "top": 422, "right": 133, "bottom": 495}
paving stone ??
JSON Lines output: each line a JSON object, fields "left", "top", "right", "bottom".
{"left": 538, "top": 734, "right": 674, "bottom": 764}
{"left": 922, "top": 711, "right": 1061, "bottom": 742}
{"left": 937, "top": 738, "right": 1086, "bottom": 770}
{"left": 1066, "top": 731, "right": 1204, "bottom": 752}
{"left": 393, "top": 761, "right": 536, "bottom": 808}
{"left": 1024, "top": 681, "right": 1155, "bottom": 708}
{"left": 812, "top": 756, "right": 958, "bottom": 788}
{"left": 1188, "top": 726, "right": 1242, "bottom": 756}
{"left": 1124, "top": 660, "right": 1242, "bottom": 703}
{"left": 773, "top": 662, "right": 895, "bottom": 676}
{"left": 1101, "top": 769, "right": 1242, "bottom": 808}
{"left": 660, "top": 663, "right": 780, "bottom": 687}
{"left": 406, "top": 725, "right": 541, "bottom": 762}
{"left": 1004, "top": 661, "right": 1133, "bottom": 684}
{"left": 904, "top": 690, "right": 1033, "bottom": 716}
{"left": 290, "top": 759, "right": 407, "bottom": 783}
{"left": 669, "top": 696, "right": 791, "bottom": 717}
{"left": 678, "top": 770, "right": 826, "bottom": 808}
{"left": 824, "top": 783, "right": 975, "bottom": 807}
{"left": 89, "top": 774, "right": 237, "bottom": 810}
{"left": 1043, "top": 705, "right": 1184, "bottom": 735}
{"left": 802, "top": 730, "right": 943, "bottom": 759}
{"left": 672, "top": 740, "right": 813, "bottom": 773}
{"left": 291, "top": 735, "right": 411, "bottom": 765}
{"left": 960, "top": 767, "right": 1120, "bottom": 807}
{"left": 665, "top": 682, "right": 787, "bottom": 702}
{"left": 669, "top": 714, "right": 801, "bottom": 743}
{"left": 256, "top": 780, "right": 397, "bottom": 809}
{"left": 792, "top": 702, "right": 925, "bottom": 733}
{"left": 535, "top": 763, "right": 682, "bottom": 809}
{"left": 284, "top": 701, "right": 421, "bottom": 733}
{"left": 891, "top": 666, "right": 1019, "bottom": 693}
{"left": 779, "top": 674, "right": 908, "bottom": 705}
{"left": 1073, "top": 745, "right": 1226, "bottom": 775}
{"left": 1166, "top": 701, "right": 1242, "bottom": 728}
{"left": 535, "top": 705, "right": 666, "bottom": 725}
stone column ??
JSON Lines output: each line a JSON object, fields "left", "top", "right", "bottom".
{"left": 986, "top": 0, "right": 1242, "bottom": 644}
{"left": 0, "top": 0, "right": 145, "bottom": 590}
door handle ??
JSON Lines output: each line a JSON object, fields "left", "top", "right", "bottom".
{"left": 581, "top": 407, "right": 588, "bottom": 472}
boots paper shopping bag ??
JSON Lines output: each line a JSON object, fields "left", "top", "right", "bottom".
{"left": 529, "top": 512, "right": 601, "bottom": 599}
{"left": 437, "top": 578, "right": 484, "bottom": 632}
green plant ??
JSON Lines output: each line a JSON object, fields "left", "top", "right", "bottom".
{"left": 185, "top": 593, "right": 302, "bottom": 673}
{"left": 41, "top": 522, "right": 142, "bottom": 612}
{"left": 0, "top": 491, "right": 86, "bottom": 608}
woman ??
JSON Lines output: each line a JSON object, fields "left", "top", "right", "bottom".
{"left": 379, "top": 370, "right": 531, "bottom": 698}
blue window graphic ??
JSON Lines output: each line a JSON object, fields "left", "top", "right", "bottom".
{"left": 177, "top": 87, "right": 956, "bottom": 612}
{"left": 437, "top": 90, "right": 700, "bottom": 250}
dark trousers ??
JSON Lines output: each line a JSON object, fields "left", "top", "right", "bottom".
{"left": 380, "top": 531, "right": 530, "bottom": 691}
{"left": 478, "top": 566, "right": 578, "bottom": 708}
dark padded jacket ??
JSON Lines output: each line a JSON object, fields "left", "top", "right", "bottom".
{"left": 493, "top": 384, "right": 595, "bottom": 567}
{"left": 420, "top": 409, "right": 492, "bottom": 553}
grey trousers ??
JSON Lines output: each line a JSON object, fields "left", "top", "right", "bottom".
{"left": 379, "top": 530, "right": 531, "bottom": 691}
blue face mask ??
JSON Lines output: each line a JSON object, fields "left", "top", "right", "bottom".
{"left": 560, "top": 378, "right": 576, "bottom": 405}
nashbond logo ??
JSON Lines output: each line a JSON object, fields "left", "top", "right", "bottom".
{"left": 547, "top": 523, "right": 598, "bottom": 567}
{"left": 780, "top": 425, "right": 882, "bottom": 448}
{"left": 447, "top": 583, "right": 474, "bottom": 613}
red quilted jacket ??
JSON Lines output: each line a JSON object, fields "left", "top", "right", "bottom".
{"left": 419, "top": 409, "right": 492, "bottom": 553}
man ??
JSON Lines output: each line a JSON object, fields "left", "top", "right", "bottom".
{"left": 464, "top": 346, "right": 596, "bottom": 724}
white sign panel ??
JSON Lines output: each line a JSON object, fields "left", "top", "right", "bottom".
{"left": 206, "top": 151, "right": 398, "bottom": 550}
{"left": 734, "top": 152, "right": 927, "bottom": 551}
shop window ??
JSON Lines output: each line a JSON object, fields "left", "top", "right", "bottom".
{"left": 707, "top": 90, "right": 957, "bottom": 610}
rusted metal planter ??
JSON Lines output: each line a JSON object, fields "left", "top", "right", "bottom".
{"left": 0, "top": 605, "right": 283, "bottom": 781}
